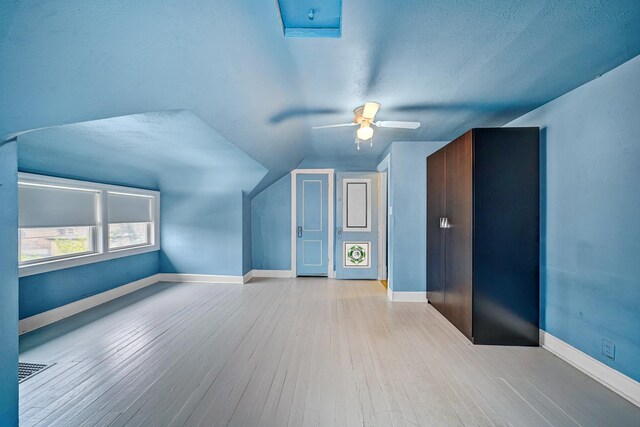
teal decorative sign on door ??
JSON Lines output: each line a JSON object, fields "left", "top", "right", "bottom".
{"left": 344, "top": 242, "right": 369, "bottom": 267}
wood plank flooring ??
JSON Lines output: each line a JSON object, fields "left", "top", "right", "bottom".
{"left": 19, "top": 278, "right": 640, "bottom": 426}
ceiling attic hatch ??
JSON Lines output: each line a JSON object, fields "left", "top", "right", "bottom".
{"left": 277, "top": 0, "right": 342, "bottom": 38}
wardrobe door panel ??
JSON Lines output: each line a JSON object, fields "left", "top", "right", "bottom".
{"left": 426, "top": 150, "right": 446, "bottom": 311}
{"left": 472, "top": 128, "right": 540, "bottom": 345}
{"left": 444, "top": 132, "right": 473, "bottom": 340}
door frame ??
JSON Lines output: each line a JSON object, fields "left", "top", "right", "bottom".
{"left": 291, "top": 169, "right": 335, "bottom": 278}
{"left": 377, "top": 171, "right": 388, "bottom": 281}
{"left": 377, "top": 154, "right": 390, "bottom": 281}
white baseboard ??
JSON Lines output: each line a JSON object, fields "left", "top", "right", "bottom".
{"left": 19, "top": 273, "right": 161, "bottom": 335}
{"left": 157, "top": 273, "right": 244, "bottom": 284}
{"left": 250, "top": 269, "right": 294, "bottom": 278}
{"left": 540, "top": 330, "right": 640, "bottom": 407}
{"left": 387, "top": 289, "right": 428, "bottom": 302}
{"left": 243, "top": 270, "right": 253, "bottom": 283}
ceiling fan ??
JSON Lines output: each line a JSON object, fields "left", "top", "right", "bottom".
{"left": 312, "top": 102, "right": 421, "bottom": 150}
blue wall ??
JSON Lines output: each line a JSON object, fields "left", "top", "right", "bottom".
{"left": 507, "top": 54, "right": 640, "bottom": 381}
{"left": 159, "top": 191, "right": 245, "bottom": 276}
{"left": 0, "top": 140, "right": 19, "bottom": 426}
{"left": 252, "top": 174, "right": 292, "bottom": 270}
{"left": 383, "top": 141, "right": 447, "bottom": 293}
{"left": 20, "top": 252, "right": 159, "bottom": 319}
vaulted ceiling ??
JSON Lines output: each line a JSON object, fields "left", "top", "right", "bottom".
{"left": 2, "top": 0, "right": 640, "bottom": 194}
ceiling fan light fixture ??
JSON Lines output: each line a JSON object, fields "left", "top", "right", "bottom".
{"left": 356, "top": 125, "right": 374, "bottom": 141}
{"left": 312, "top": 102, "right": 421, "bottom": 152}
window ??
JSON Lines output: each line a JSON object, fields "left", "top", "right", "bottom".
{"left": 18, "top": 173, "right": 160, "bottom": 277}
{"left": 107, "top": 192, "right": 153, "bottom": 251}
{"left": 20, "top": 226, "right": 95, "bottom": 264}
{"left": 109, "top": 223, "right": 150, "bottom": 250}
{"left": 18, "top": 182, "right": 100, "bottom": 266}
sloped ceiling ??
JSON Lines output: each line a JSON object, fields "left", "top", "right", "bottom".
{"left": 16, "top": 110, "right": 267, "bottom": 194}
{"left": 2, "top": 1, "right": 640, "bottom": 194}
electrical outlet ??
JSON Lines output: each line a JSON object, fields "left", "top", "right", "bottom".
{"left": 602, "top": 339, "right": 615, "bottom": 360}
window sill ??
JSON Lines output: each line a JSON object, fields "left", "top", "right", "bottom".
{"left": 18, "top": 244, "right": 160, "bottom": 278}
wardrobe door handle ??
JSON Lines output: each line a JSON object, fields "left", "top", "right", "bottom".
{"left": 297, "top": 226, "right": 303, "bottom": 238}
{"left": 440, "top": 217, "right": 451, "bottom": 229}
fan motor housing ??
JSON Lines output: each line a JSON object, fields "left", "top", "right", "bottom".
{"left": 352, "top": 105, "right": 371, "bottom": 126}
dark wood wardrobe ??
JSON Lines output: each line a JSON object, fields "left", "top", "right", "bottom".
{"left": 427, "top": 127, "right": 539, "bottom": 346}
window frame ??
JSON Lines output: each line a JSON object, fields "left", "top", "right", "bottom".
{"left": 18, "top": 173, "right": 160, "bottom": 277}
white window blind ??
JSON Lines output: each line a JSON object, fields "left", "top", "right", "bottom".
{"left": 107, "top": 192, "right": 152, "bottom": 224}
{"left": 19, "top": 184, "right": 98, "bottom": 228}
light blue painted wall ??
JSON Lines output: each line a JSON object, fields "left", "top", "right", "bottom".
{"left": 385, "top": 141, "right": 447, "bottom": 293}
{"left": 159, "top": 191, "right": 245, "bottom": 276}
{"left": 507, "top": 54, "right": 640, "bottom": 382}
{"left": 0, "top": 140, "right": 19, "bottom": 426}
{"left": 252, "top": 174, "right": 292, "bottom": 271}
{"left": 20, "top": 252, "right": 159, "bottom": 319}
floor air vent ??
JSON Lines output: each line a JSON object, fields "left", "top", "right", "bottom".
{"left": 19, "top": 362, "right": 53, "bottom": 383}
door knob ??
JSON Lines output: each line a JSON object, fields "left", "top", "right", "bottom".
{"left": 337, "top": 227, "right": 342, "bottom": 238}
{"left": 297, "top": 226, "right": 303, "bottom": 238}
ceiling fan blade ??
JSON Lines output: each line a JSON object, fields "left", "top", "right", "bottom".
{"left": 374, "top": 120, "right": 421, "bottom": 129}
{"left": 269, "top": 107, "right": 342, "bottom": 124}
{"left": 312, "top": 123, "right": 356, "bottom": 129}
{"left": 362, "top": 101, "right": 380, "bottom": 119}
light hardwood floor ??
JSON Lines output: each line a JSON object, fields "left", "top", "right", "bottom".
{"left": 19, "top": 278, "right": 640, "bottom": 426}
